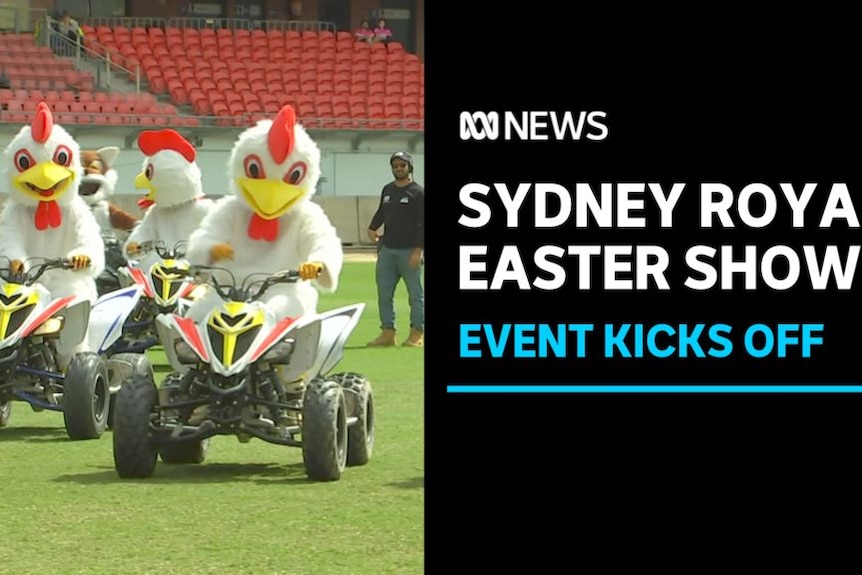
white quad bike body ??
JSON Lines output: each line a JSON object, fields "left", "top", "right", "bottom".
{"left": 0, "top": 258, "right": 111, "bottom": 439}
{"left": 111, "top": 267, "right": 374, "bottom": 481}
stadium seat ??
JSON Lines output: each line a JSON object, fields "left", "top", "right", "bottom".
{"left": 403, "top": 81, "right": 421, "bottom": 98}
{"left": 384, "top": 103, "right": 402, "bottom": 129}
{"left": 333, "top": 77, "right": 352, "bottom": 95}
{"left": 223, "top": 91, "right": 243, "bottom": 105}
{"left": 286, "top": 36, "right": 302, "bottom": 52}
{"left": 386, "top": 81, "right": 403, "bottom": 97}
{"left": 101, "top": 101, "right": 119, "bottom": 114}
{"left": 349, "top": 80, "right": 369, "bottom": 97}
{"left": 266, "top": 30, "right": 284, "bottom": 48}
{"left": 368, "top": 79, "right": 386, "bottom": 97}
{"left": 367, "top": 103, "right": 385, "bottom": 129}
{"left": 297, "top": 101, "right": 315, "bottom": 118}
{"left": 336, "top": 37, "right": 354, "bottom": 53}
{"left": 370, "top": 51, "right": 388, "bottom": 67}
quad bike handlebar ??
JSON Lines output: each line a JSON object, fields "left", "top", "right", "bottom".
{"left": 136, "top": 240, "right": 189, "bottom": 260}
{"left": 0, "top": 256, "right": 77, "bottom": 286}
{"left": 186, "top": 265, "right": 301, "bottom": 303}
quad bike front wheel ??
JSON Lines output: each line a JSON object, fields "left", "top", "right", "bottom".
{"left": 106, "top": 353, "right": 155, "bottom": 431}
{"left": 112, "top": 373, "right": 158, "bottom": 478}
{"left": 301, "top": 378, "right": 348, "bottom": 481}
{"left": 155, "top": 374, "right": 210, "bottom": 464}
{"left": 330, "top": 372, "right": 375, "bottom": 467}
{"left": 0, "top": 400, "right": 10, "bottom": 428}
{"left": 63, "top": 352, "right": 110, "bottom": 440}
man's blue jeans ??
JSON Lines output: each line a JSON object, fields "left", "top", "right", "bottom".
{"left": 375, "top": 245, "right": 424, "bottom": 332}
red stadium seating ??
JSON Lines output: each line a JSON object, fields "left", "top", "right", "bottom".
{"left": 2, "top": 25, "right": 424, "bottom": 129}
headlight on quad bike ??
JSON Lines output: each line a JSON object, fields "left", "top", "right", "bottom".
{"left": 33, "top": 316, "right": 64, "bottom": 336}
{"left": 174, "top": 340, "right": 199, "bottom": 364}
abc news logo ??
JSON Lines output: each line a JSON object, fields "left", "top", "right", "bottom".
{"left": 459, "top": 111, "right": 608, "bottom": 141}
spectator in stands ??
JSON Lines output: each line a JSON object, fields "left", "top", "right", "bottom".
{"left": 355, "top": 19, "right": 374, "bottom": 43}
{"left": 287, "top": 0, "right": 303, "bottom": 21}
{"left": 0, "top": 68, "right": 10, "bottom": 90}
{"left": 55, "top": 11, "right": 84, "bottom": 57}
{"left": 373, "top": 19, "right": 392, "bottom": 43}
{"left": 57, "top": 11, "right": 83, "bottom": 43}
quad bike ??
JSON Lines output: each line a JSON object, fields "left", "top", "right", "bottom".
{"left": 0, "top": 257, "right": 112, "bottom": 439}
{"left": 89, "top": 239, "right": 200, "bottom": 358}
{"left": 111, "top": 265, "right": 374, "bottom": 481}
{"left": 88, "top": 239, "right": 202, "bottom": 428}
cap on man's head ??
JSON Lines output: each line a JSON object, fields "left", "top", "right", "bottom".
{"left": 390, "top": 150, "right": 412, "bottom": 165}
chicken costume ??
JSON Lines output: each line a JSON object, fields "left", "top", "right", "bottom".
{"left": 79, "top": 146, "right": 139, "bottom": 242}
{"left": 123, "top": 129, "right": 213, "bottom": 271}
{"left": 0, "top": 102, "right": 105, "bottom": 367}
{"left": 185, "top": 105, "right": 343, "bottom": 323}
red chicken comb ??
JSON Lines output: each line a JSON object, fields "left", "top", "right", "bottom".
{"left": 31, "top": 101, "right": 53, "bottom": 143}
{"left": 268, "top": 105, "right": 296, "bottom": 165}
{"left": 137, "top": 129, "right": 196, "bottom": 162}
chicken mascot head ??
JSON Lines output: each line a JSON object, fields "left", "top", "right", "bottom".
{"left": 232, "top": 104, "right": 323, "bottom": 242}
{"left": 2, "top": 102, "right": 81, "bottom": 228}
{"left": 185, "top": 104, "right": 343, "bottom": 323}
{"left": 0, "top": 102, "right": 106, "bottom": 367}
{"left": 134, "top": 129, "right": 202, "bottom": 210}
{"left": 79, "top": 146, "right": 139, "bottom": 241}
{"left": 123, "top": 129, "right": 214, "bottom": 266}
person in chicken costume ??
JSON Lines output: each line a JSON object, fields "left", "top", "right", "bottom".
{"left": 123, "top": 129, "right": 213, "bottom": 271}
{"left": 0, "top": 102, "right": 105, "bottom": 368}
{"left": 185, "top": 104, "right": 343, "bottom": 323}
{"left": 79, "top": 146, "right": 139, "bottom": 242}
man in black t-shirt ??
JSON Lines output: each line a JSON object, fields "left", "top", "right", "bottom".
{"left": 367, "top": 151, "right": 425, "bottom": 347}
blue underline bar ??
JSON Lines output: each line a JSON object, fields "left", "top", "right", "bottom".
{"left": 447, "top": 385, "right": 862, "bottom": 393}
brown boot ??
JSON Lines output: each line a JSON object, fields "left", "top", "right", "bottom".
{"left": 367, "top": 328, "right": 397, "bottom": 347}
{"left": 403, "top": 328, "right": 424, "bottom": 347}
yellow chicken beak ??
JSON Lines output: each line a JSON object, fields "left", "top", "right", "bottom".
{"left": 134, "top": 171, "right": 156, "bottom": 203}
{"left": 238, "top": 178, "right": 305, "bottom": 220}
{"left": 15, "top": 162, "right": 74, "bottom": 201}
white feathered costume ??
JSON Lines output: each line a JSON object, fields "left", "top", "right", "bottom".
{"left": 185, "top": 105, "right": 343, "bottom": 322}
{"left": 123, "top": 129, "right": 213, "bottom": 270}
{"left": 0, "top": 102, "right": 105, "bottom": 366}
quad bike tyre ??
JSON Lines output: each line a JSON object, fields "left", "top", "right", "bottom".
{"left": 157, "top": 374, "right": 210, "bottom": 464}
{"left": 112, "top": 372, "right": 158, "bottom": 478}
{"left": 63, "top": 352, "right": 110, "bottom": 440}
{"left": 301, "top": 377, "right": 348, "bottom": 481}
{"left": 0, "top": 400, "right": 10, "bottom": 428}
{"left": 331, "top": 372, "right": 374, "bottom": 467}
{"left": 107, "top": 353, "right": 154, "bottom": 431}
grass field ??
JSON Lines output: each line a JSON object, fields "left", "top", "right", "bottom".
{"left": 0, "top": 261, "right": 425, "bottom": 575}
